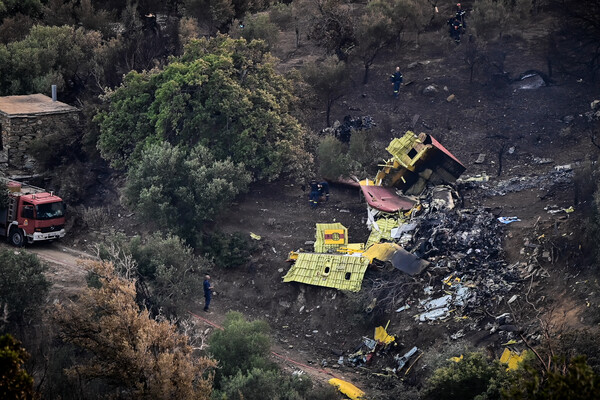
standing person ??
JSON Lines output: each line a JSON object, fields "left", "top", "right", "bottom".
{"left": 309, "top": 179, "right": 321, "bottom": 208}
{"left": 203, "top": 275, "right": 214, "bottom": 312}
{"left": 455, "top": 3, "right": 466, "bottom": 26}
{"left": 390, "top": 67, "right": 403, "bottom": 98}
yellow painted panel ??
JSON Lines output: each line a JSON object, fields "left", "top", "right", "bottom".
{"left": 324, "top": 229, "right": 346, "bottom": 244}
{"left": 329, "top": 378, "right": 365, "bottom": 400}
{"left": 374, "top": 326, "right": 395, "bottom": 345}
{"left": 365, "top": 218, "right": 401, "bottom": 249}
{"left": 363, "top": 242, "right": 402, "bottom": 263}
{"left": 283, "top": 253, "right": 369, "bottom": 292}
{"left": 386, "top": 131, "right": 429, "bottom": 170}
{"left": 315, "top": 223, "right": 348, "bottom": 253}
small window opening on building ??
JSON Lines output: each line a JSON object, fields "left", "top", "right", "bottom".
{"left": 324, "top": 267, "right": 330, "bottom": 274}
{"left": 345, "top": 272, "right": 352, "bottom": 280}
{"left": 408, "top": 148, "right": 418, "bottom": 159}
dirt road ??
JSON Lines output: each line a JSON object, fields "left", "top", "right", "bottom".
{"left": 0, "top": 241, "right": 94, "bottom": 299}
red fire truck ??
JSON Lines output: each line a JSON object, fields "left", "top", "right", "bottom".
{"left": 0, "top": 179, "right": 66, "bottom": 246}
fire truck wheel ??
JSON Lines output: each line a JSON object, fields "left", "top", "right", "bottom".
{"left": 9, "top": 229, "right": 24, "bottom": 247}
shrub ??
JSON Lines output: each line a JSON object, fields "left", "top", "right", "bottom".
{"left": 124, "top": 142, "right": 251, "bottom": 244}
{"left": 97, "top": 233, "right": 211, "bottom": 318}
{"left": 128, "top": 233, "right": 209, "bottom": 317}
{"left": 423, "top": 352, "right": 510, "bottom": 400}
{"left": 0, "top": 180, "right": 9, "bottom": 208}
{"left": 216, "top": 367, "right": 312, "bottom": 400}
{"left": 230, "top": 14, "right": 279, "bottom": 50}
{"left": 504, "top": 356, "right": 600, "bottom": 400}
{"left": 317, "top": 136, "right": 350, "bottom": 180}
{"left": 0, "top": 250, "right": 50, "bottom": 326}
{"left": 200, "top": 231, "right": 257, "bottom": 269}
{"left": 208, "top": 311, "right": 274, "bottom": 383}
{"left": 80, "top": 206, "right": 112, "bottom": 230}
{"left": 0, "top": 334, "right": 36, "bottom": 399}
{"left": 269, "top": 2, "right": 293, "bottom": 29}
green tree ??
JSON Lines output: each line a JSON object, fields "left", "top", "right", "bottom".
{"left": 125, "top": 142, "right": 251, "bottom": 244}
{"left": 0, "top": 180, "right": 9, "bottom": 208}
{"left": 505, "top": 356, "right": 600, "bottom": 400}
{"left": 229, "top": 13, "right": 279, "bottom": 50}
{"left": 302, "top": 56, "right": 348, "bottom": 127}
{"left": 470, "top": 0, "right": 511, "bottom": 41}
{"left": 0, "top": 25, "right": 105, "bottom": 96}
{"left": 55, "top": 260, "right": 216, "bottom": 400}
{"left": 354, "top": 10, "right": 396, "bottom": 84}
{"left": 200, "top": 231, "right": 256, "bottom": 269}
{"left": 0, "top": 334, "right": 36, "bottom": 400}
{"left": 0, "top": 13, "right": 34, "bottom": 44}
{"left": 128, "top": 233, "right": 210, "bottom": 316}
{"left": 0, "top": 0, "right": 43, "bottom": 22}
{"left": 368, "top": 0, "right": 418, "bottom": 44}
{"left": 423, "top": 352, "right": 510, "bottom": 400}
{"left": 216, "top": 367, "right": 313, "bottom": 400}
{"left": 308, "top": 0, "right": 355, "bottom": 61}
{"left": 0, "top": 250, "right": 50, "bottom": 326}
{"left": 317, "top": 136, "right": 350, "bottom": 180}
{"left": 97, "top": 35, "right": 312, "bottom": 181}
{"left": 208, "top": 311, "right": 274, "bottom": 383}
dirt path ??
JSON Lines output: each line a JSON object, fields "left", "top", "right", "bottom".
{"left": 0, "top": 242, "right": 94, "bottom": 299}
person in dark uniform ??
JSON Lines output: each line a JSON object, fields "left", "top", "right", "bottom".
{"left": 308, "top": 180, "right": 330, "bottom": 208}
{"left": 203, "top": 274, "right": 214, "bottom": 312}
{"left": 448, "top": 16, "right": 464, "bottom": 43}
{"left": 455, "top": 3, "right": 466, "bottom": 24}
{"left": 390, "top": 67, "right": 403, "bottom": 98}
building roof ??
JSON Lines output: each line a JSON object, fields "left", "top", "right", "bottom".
{"left": 0, "top": 94, "right": 77, "bottom": 117}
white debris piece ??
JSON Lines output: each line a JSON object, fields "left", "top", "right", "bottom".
{"left": 419, "top": 307, "right": 450, "bottom": 322}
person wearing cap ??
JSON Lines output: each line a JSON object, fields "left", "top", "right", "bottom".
{"left": 455, "top": 3, "right": 466, "bottom": 27}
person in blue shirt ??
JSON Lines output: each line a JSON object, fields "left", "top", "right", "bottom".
{"left": 390, "top": 67, "right": 403, "bottom": 98}
{"left": 203, "top": 275, "right": 214, "bottom": 312}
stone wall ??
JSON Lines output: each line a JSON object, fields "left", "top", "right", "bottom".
{"left": 0, "top": 114, "right": 8, "bottom": 165}
{"left": 2, "top": 111, "right": 79, "bottom": 170}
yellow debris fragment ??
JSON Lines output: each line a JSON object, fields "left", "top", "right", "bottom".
{"left": 374, "top": 326, "right": 395, "bottom": 345}
{"left": 250, "top": 232, "right": 261, "bottom": 240}
{"left": 500, "top": 348, "right": 527, "bottom": 370}
{"left": 449, "top": 355, "right": 464, "bottom": 363}
{"left": 329, "top": 378, "right": 366, "bottom": 400}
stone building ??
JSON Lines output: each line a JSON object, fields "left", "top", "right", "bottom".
{"left": 0, "top": 94, "right": 79, "bottom": 171}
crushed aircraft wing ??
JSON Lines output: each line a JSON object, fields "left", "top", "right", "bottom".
{"left": 363, "top": 243, "right": 429, "bottom": 275}
{"left": 283, "top": 253, "right": 369, "bottom": 292}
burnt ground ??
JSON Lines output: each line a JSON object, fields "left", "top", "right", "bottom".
{"left": 43, "top": 12, "right": 600, "bottom": 400}
{"left": 193, "top": 16, "right": 600, "bottom": 397}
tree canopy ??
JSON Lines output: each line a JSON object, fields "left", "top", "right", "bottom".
{"left": 0, "top": 25, "right": 104, "bottom": 96}
{"left": 55, "top": 260, "right": 216, "bottom": 400}
{"left": 96, "top": 34, "right": 312, "bottom": 181}
{"left": 124, "top": 142, "right": 251, "bottom": 243}
{"left": 0, "top": 250, "right": 50, "bottom": 326}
